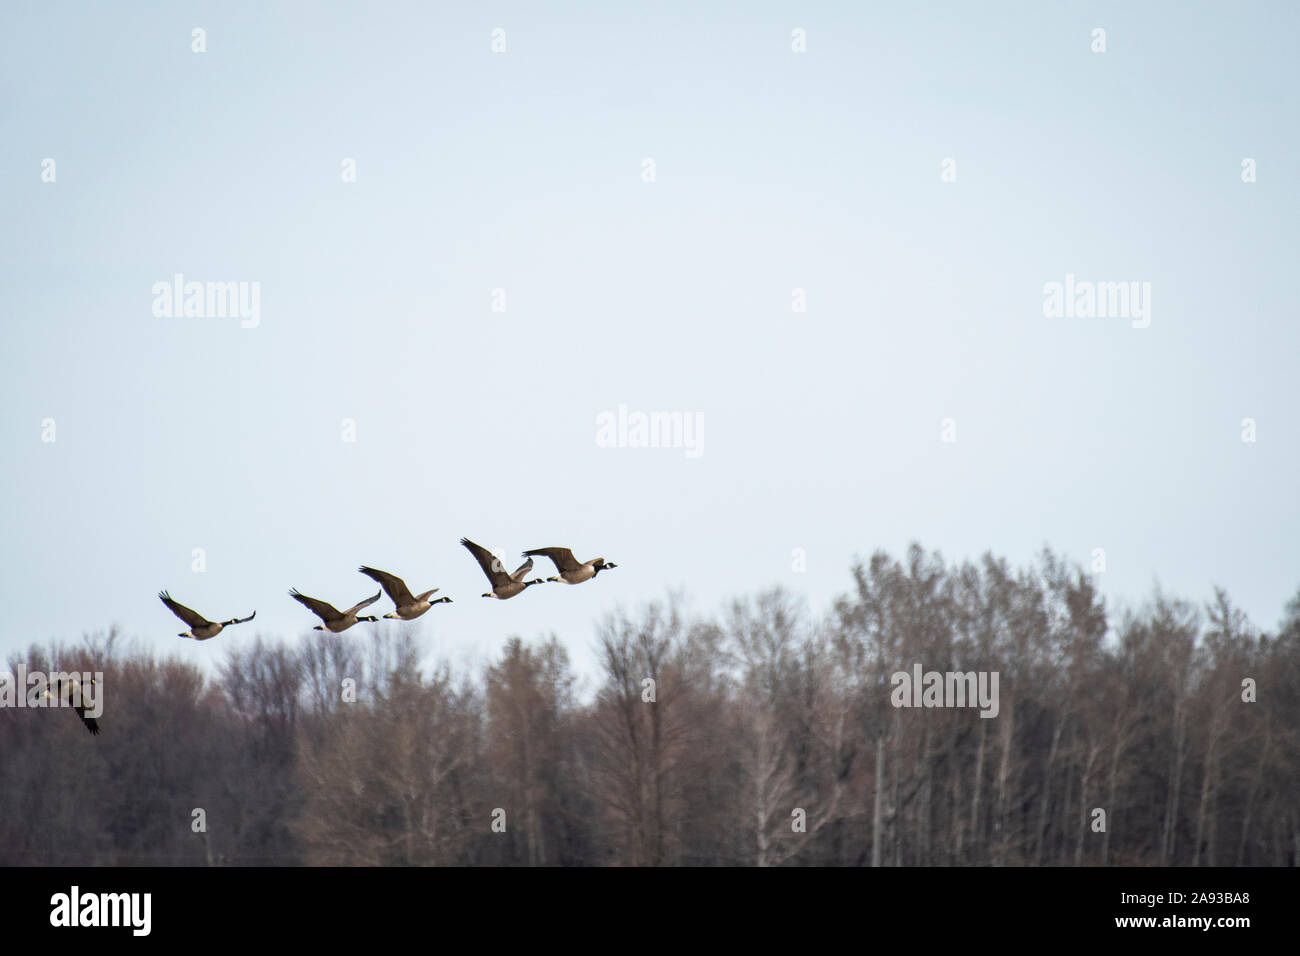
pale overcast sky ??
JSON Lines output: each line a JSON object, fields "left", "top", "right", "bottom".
{"left": 2, "top": 1, "right": 1297, "bottom": 686}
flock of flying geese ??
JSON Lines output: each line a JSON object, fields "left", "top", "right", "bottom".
{"left": 47, "top": 540, "right": 618, "bottom": 737}
{"left": 160, "top": 539, "right": 619, "bottom": 639}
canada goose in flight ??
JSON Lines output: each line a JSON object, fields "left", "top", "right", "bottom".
{"left": 289, "top": 588, "right": 381, "bottom": 632}
{"left": 42, "top": 675, "right": 100, "bottom": 736}
{"left": 158, "top": 591, "right": 256, "bottom": 640}
{"left": 460, "top": 537, "right": 545, "bottom": 599}
{"left": 358, "top": 566, "right": 452, "bottom": 620}
{"left": 523, "top": 547, "right": 618, "bottom": 585}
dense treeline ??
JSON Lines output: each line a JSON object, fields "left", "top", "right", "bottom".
{"left": 3, "top": 545, "right": 1297, "bottom": 866}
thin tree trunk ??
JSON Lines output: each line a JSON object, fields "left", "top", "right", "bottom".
{"left": 995, "top": 702, "right": 1014, "bottom": 865}
{"left": 1162, "top": 694, "right": 1186, "bottom": 864}
{"left": 970, "top": 720, "right": 986, "bottom": 865}
{"left": 1074, "top": 744, "right": 1098, "bottom": 866}
{"left": 1237, "top": 725, "right": 1269, "bottom": 865}
{"left": 871, "top": 733, "right": 885, "bottom": 868}
{"left": 1033, "top": 715, "right": 1066, "bottom": 865}
{"left": 1193, "top": 732, "right": 1220, "bottom": 867}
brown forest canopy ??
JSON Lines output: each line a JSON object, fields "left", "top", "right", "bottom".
{"left": 3, "top": 544, "right": 1298, "bottom": 866}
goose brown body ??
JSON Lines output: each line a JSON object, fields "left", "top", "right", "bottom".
{"left": 159, "top": 591, "right": 256, "bottom": 640}
{"left": 42, "top": 675, "right": 100, "bottom": 736}
{"left": 523, "top": 547, "right": 618, "bottom": 585}
{"left": 359, "top": 566, "right": 452, "bottom": 619}
{"left": 461, "top": 538, "right": 545, "bottom": 599}
{"left": 290, "top": 589, "right": 381, "bottom": 632}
